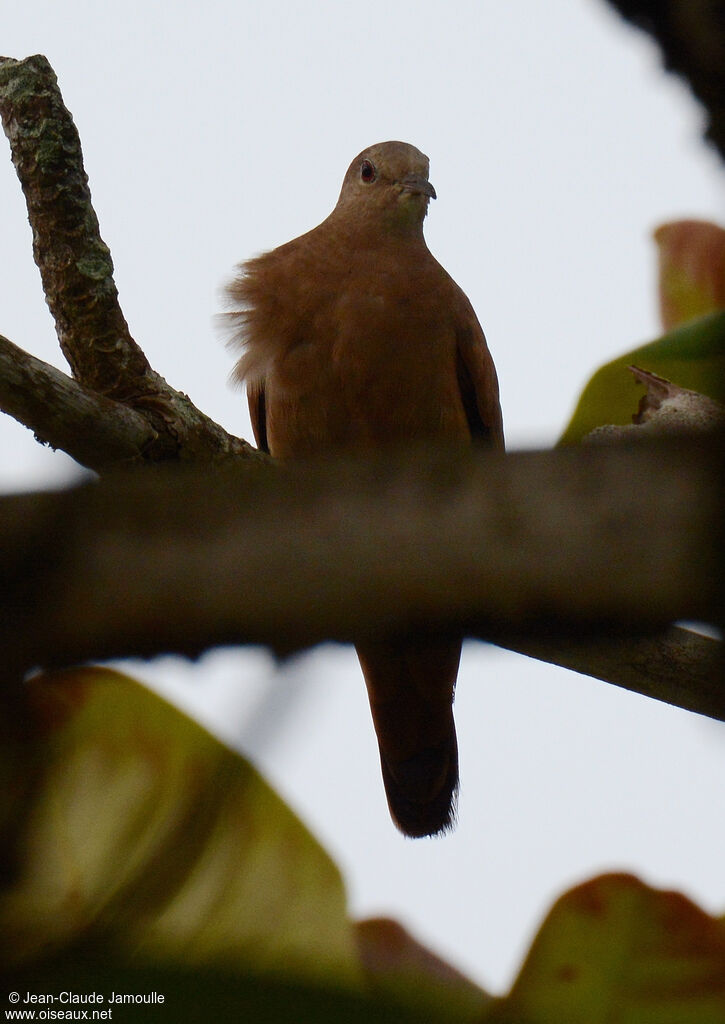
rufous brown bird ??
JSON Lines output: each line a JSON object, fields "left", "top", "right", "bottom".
{"left": 225, "top": 141, "right": 503, "bottom": 837}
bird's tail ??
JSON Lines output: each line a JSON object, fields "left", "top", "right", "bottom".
{"left": 356, "top": 637, "right": 461, "bottom": 838}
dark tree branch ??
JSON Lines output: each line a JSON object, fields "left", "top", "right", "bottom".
{"left": 604, "top": 0, "right": 725, "bottom": 160}
{"left": 1, "top": 440, "right": 722, "bottom": 719}
{"left": 0, "top": 54, "right": 262, "bottom": 468}
{"left": 495, "top": 626, "right": 723, "bottom": 722}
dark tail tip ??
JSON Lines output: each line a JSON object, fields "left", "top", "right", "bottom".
{"left": 379, "top": 733, "right": 459, "bottom": 839}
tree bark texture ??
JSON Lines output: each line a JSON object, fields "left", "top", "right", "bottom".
{"left": 1, "top": 441, "right": 722, "bottom": 718}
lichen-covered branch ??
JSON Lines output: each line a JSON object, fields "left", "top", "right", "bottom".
{"left": 1, "top": 439, "right": 722, "bottom": 719}
{"left": 0, "top": 55, "right": 148, "bottom": 397}
{"left": 0, "top": 54, "right": 261, "bottom": 467}
{"left": 0, "top": 333, "right": 157, "bottom": 470}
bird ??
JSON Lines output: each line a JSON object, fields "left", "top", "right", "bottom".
{"left": 225, "top": 141, "right": 503, "bottom": 837}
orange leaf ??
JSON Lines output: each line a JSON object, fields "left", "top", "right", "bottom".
{"left": 356, "top": 916, "right": 491, "bottom": 1019}
{"left": 655, "top": 220, "right": 725, "bottom": 330}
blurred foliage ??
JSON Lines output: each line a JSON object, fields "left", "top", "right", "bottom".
{"left": 494, "top": 874, "right": 725, "bottom": 1024}
{"left": 559, "top": 310, "right": 725, "bottom": 443}
{"left": 560, "top": 220, "right": 725, "bottom": 444}
{"left": 655, "top": 220, "right": 725, "bottom": 331}
{"left": 1, "top": 669, "right": 360, "bottom": 986}
{"left": 2, "top": 670, "right": 724, "bottom": 1022}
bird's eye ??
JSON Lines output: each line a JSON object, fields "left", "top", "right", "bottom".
{"left": 360, "top": 159, "right": 376, "bottom": 183}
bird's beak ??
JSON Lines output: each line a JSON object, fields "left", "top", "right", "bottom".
{"left": 399, "top": 175, "right": 437, "bottom": 200}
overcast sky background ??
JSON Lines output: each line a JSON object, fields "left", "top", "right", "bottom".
{"left": 2, "top": 0, "right": 724, "bottom": 995}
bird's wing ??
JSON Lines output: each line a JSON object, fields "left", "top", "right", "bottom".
{"left": 247, "top": 381, "right": 269, "bottom": 453}
{"left": 456, "top": 319, "right": 504, "bottom": 449}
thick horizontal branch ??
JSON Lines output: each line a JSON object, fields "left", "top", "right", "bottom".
{"left": 1, "top": 440, "right": 722, "bottom": 718}
{"left": 0, "top": 54, "right": 261, "bottom": 467}
{"left": 0, "top": 333, "right": 156, "bottom": 470}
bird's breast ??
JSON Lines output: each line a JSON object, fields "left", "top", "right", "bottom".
{"left": 263, "top": 277, "right": 470, "bottom": 458}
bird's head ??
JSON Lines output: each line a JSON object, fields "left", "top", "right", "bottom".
{"left": 335, "top": 141, "right": 436, "bottom": 235}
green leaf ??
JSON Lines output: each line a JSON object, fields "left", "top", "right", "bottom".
{"left": 495, "top": 873, "right": 725, "bottom": 1024}
{"left": 0, "top": 667, "right": 490, "bottom": 1021}
{"left": 0, "top": 667, "right": 361, "bottom": 988}
{"left": 5, "top": 673, "right": 724, "bottom": 1022}
{"left": 558, "top": 310, "right": 725, "bottom": 444}
{"left": 4, "top": 962, "right": 438, "bottom": 1024}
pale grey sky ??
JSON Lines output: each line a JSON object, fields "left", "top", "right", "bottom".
{"left": 2, "top": 0, "right": 723, "bottom": 994}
